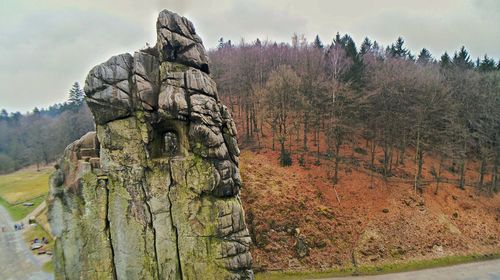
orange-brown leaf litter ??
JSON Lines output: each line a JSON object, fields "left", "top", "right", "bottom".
{"left": 239, "top": 146, "right": 500, "bottom": 272}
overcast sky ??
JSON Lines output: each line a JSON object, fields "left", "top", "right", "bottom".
{"left": 1, "top": 0, "right": 499, "bottom": 113}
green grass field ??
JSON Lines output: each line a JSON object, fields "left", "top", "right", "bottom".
{"left": 0, "top": 168, "right": 51, "bottom": 203}
{"left": 0, "top": 168, "right": 51, "bottom": 220}
{"left": 0, "top": 195, "right": 47, "bottom": 221}
{"left": 42, "top": 260, "right": 54, "bottom": 273}
{"left": 255, "top": 253, "right": 500, "bottom": 280}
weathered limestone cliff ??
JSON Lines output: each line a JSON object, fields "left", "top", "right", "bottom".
{"left": 48, "top": 10, "right": 253, "bottom": 280}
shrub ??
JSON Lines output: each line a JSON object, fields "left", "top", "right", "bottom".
{"left": 298, "top": 154, "right": 306, "bottom": 167}
{"left": 326, "top": 148, "right": 334, "bottom": 159}
{"left": 354, "top": 147, "right": 367, "bottom": 155}
{"left": 279, "top": 150, "right": 292, "bottom": 166}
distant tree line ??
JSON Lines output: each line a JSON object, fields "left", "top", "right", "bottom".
{"left": 0, "top": 82, "right": 94, "bottom": 173}
{"left": 209, "top": 35, "right": 500, "bottom": 194}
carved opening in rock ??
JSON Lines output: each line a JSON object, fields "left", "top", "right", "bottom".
{"left": 150, "top": 123, "right": 181, "bottom": 158}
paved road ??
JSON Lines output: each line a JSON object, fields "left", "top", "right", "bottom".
{"left": 320, "top": 259, "right": 500, "bottom": 280}
{"left": 0, "top": 205, "right": 53, "bottom": 280}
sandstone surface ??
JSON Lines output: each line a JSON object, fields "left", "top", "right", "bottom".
{"left": 48, "top": 10, "right": 253, "bottom": 280}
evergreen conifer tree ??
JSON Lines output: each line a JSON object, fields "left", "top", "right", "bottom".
{"left": 313, "top": 35, "right": 324, "bottom": 49}
{"left": 68, "top": 82, "right": 84, "bottom": 106}
{"left": 360, "top": 37, "right": 372, "bottom": 55}
{"left": 479, "top": 55, "right": 496, "bottom": 72}
{"left": 388, "top": 37, "right": 409, "bottom": 59}
{"left": 417, "top": 48, "right": 433, "bottom": 65}
{"left": 452, "top": 46, "right": 474, "bottom": 69}
{"left": 440, "top": 52, "right": 452, "bottom": 68}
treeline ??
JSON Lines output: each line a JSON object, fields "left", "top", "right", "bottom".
{"left": 209, "top": 34, "right": 500, "bottom": 193}
{"left": 0, "top": 83, "right": 94, "bottom": 173}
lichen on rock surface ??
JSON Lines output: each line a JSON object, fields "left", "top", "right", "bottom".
{"left": 48, "top": 10, "right": 253, "bottom": 280}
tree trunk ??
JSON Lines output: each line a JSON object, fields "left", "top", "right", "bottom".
{"left": 237, "top": 94, "right": 241, "bottom": 118}
{"left": 334, "top": 142, "right": 341, "bottom": 184}
{"left": 260, "top": 117, "right": 264, "bottom": 137}
{"left": 416, "top": 149, "right": 424, "bottom": 192}
{"left": 271, "top": 125, "right": 276, "bottom": 151}
{"left": 369, "top": 139, "right": 377, "bottom": 189}
{"left": 389, "top": 147, "right": 394, "bottom": 172}
{"left": 245, "top": 105, "right": 250, "bottom": 140}
{"left": 434, "top": 158, "right": 443, "bottom": 195}
{"left": 317, "top": 135, "right": 321, "bottom": 162}
{"left": 303, "top": 112, "right": 308, "bottom": 151}
{"left": 383, "top": 143, "right": 391, "bottom": 180}
{"left": 491, "top": 159, "right": 498, "bottom": 194}
{"left": 370, "top": 167, "right": 375, "bottom": 189}
{"left": 252, "top": 103, "right": 258, "bottom": 135}
{"left": 313, "top": 126, "right": 318, "bottom": 147}
{"left": 459, "top": 161, "right": 466, "bottom": 189}
{"left": 228, "top": 91, "right": 234, "bottom": 112}
{"left": 399, "top": 131, "right": 406, "bottom": 165}
{"left": 414, "top": 128, "right": 421, "bottom": 193}
{"left": 458, "top": 140, "right": 467, "bottom": 189}
{"left": 370, "top": 140, "right": 377, "bottom": 168}
{"left": 479, "top": 157, "right": 486, "bottom": 189}
{"left": 256, "top": 129, "right": 261, "bottom": 150}
{"left": 249, "top": 106, "right": 254, "bottom": 138}
{"left": 295, "top": 122, "right": 300, "bottom": 144}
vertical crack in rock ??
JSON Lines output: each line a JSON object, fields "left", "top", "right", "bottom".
{"left": 105, "top": 181, "right": 118, "bottom": 280}
{"left": 183, "top": 71, "right": 192, "bottom": 129}
{"left": 48, "top": 9, "right": 253, "bottom": 280}
{"left": 168, "top": 162, "right": 183, "bottom": 280}
{"left": 140, "top": 175, "right": 161, "bottom": 279}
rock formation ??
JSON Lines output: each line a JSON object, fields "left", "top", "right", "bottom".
{"left": 48, "top": 10, "right": 253, "bottom": 280}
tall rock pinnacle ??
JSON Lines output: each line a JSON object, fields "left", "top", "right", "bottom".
{"left": 48, "top": 10, "right": 253, "bottom": 280}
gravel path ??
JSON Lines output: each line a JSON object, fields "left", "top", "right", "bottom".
{"left": 319, "top": 258, "right": 500, "bottom": 280}
{"left": 0, "top": 205, "right": 53, "bottom": 280}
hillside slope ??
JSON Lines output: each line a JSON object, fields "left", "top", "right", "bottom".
{"left": 239, "top": 149, "right": 500, "bottom": 272}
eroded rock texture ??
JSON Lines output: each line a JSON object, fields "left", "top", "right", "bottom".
{"left": 48, "top": 10, "right": 253, "bottom": 280}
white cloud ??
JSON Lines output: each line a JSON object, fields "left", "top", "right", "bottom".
{"left": 0, "top": 0, "right": 498, "bottom": 112}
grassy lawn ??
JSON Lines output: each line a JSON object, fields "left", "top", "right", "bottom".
{"left": 0, "top": 195, "right": 47, "bottom": 221}
{"left": 255, "top": 253, "right": 500, "bottom": 280}
{"left": 42, "top": 260, "right": 54, "bottom": 273}
{"left": 0, "top": 168, "right": 51, "bottom": 203}
{"left": 0, "top": 168, "right": 51, "bottom": 220}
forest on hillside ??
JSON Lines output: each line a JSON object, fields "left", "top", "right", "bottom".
{"left": 0, "top": 83, "right": 94, "bottom": 173}
{"left": 1, "top": 35, "right": 499, "bottom": 195}
{"left": 209, "top": 35, "right": 500, "bottom": 194}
